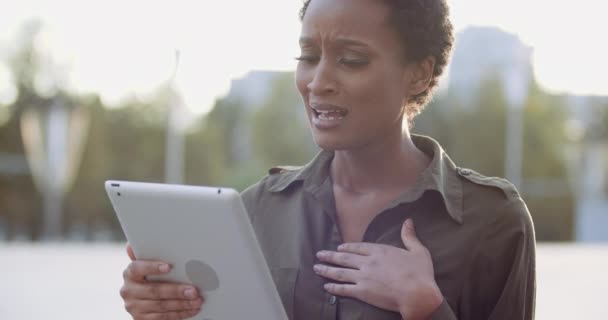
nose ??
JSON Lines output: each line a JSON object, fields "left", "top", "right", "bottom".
{"left": 306, "top": 60, "right": 337, "bottom": 96}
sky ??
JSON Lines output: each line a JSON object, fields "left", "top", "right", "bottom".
{"left": 0, "top": 0, "right": 606, "bottom": 115}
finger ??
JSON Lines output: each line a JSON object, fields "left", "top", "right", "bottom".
{"left": 323, "top": 282, "right": 360, "bottom": 300}
{"left": 313, "top": 264, "right": 358, "bottom": 284}
{"left": 122, "top": 282, "right": 200, "bottom": 300}
{"left": 316, "top": 250, "right": 365, "bottom": 269}
{"left": 124, "top": 260, "right": 172, "bottom": 282}
{"left": 336, "top": 242, "right": 374, "bottom": 256}
{"left": 126, "top": 243, "right": 136, "bottom": 261}
{"left": 128, "top": 298, "right": 204, "bottom": 314}
{"left": 401, "top": 219, "right": 423, "bottom": 251}
{"left": 139, "top": 309, "right": 201, "bottom": 320}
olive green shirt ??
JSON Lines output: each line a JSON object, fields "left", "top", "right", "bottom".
{"left": 241, "top": 134, "right": 536, "bottom": 320}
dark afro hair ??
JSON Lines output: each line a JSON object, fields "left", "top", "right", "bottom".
{"left": 299, "top": 0, "right": 454, "bottom": 120}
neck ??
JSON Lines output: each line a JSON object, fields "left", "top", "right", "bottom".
{"left": 330, "top": 130, "right": 430, "bottom": 194}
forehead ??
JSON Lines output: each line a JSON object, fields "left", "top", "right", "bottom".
{"left": 300, "top": 0, "right": 399, "bottom": 47}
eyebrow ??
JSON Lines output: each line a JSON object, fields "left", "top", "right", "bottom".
{"left": 299, "top": 36, "right": 371, "bottom": 48}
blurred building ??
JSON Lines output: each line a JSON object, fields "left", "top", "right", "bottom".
{"left": 224, "top": 70, "right": 293, "bottom": 164}
{"left": 565, "top": 96, "right": 608, "bottom": 242}
{"left": 448, "top": 26, "right": 534, "bottom": 107}
{"left": 449, "top": 27, "right": 608, "bottom": 242}
{"left": 225, "top": 71, "right": 283, "bottom": 109}
{"left": 575, "top": 141, "right": 608, "bottom": 241}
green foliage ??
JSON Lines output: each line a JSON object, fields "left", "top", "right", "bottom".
{"left": 415, "top": 74, "right": 575, "bottom": 241}
{"left": 0, "top": 23, "right": 596, "bottom": 242}
{"left": 250, "top": 73, "right": 318, "bottom": 167}
{"left": 186, "top": 73, "right": 318, "bottom": 192}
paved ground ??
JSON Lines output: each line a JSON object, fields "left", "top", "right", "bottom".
{"left": 1, "top": 243, "right": 607, "bottom": 319}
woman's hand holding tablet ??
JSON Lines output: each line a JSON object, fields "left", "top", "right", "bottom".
{"left": 120, "top": 243, "right": 204, "bottom": 320}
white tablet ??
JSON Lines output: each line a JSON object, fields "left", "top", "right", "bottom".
{"left": 105, "top": 180, "right": 288, "bottom": 320}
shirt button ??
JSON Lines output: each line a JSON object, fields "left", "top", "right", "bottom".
{"left": 329, "top": 295, "right": 337, "bottom": 305}
{"left": 459, "top": 168, "right": 472, "bottom": 175}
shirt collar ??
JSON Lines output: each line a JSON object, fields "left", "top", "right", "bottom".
{"left": 267, "top": 134, "right": 464, "bottom": 224}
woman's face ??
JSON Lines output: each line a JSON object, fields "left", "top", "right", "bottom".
{"left": 295, "top": 0, "right": 418, "bottom": 151}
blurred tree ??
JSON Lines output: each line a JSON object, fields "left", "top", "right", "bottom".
{"left": 0, "top": 20, "right": 49, "bottom": 240}
{"left": 0, "top": 21, "right": 591, "bottom": 242}
{"left": 65, "top": 93, "right": 168, "bottom": 240}
{"left": 520, "top": 83, "right": 575, "bottom": 240}
{"left": 415, "top": 72, "right": 575, "bottom": 241}
{"left": 0, "top": 17, "right": 172, "bottom": 240}
{"left": 415, "top": 72, "right": 508, "bottom": 177}
{"left": 186, "top": 73, "right": 318, "bottom": 192}
{"left": 185, "top": 98, "right": 239, "bottom": 188}
{"left": 250, "top": 73, "right": 317, "bottom": 169}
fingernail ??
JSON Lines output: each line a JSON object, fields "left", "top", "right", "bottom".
{"left": 184, "top": 288, "right": 196, "bottom": 299}
{"left": 158, "top": 264, "right": 170, "bottom": 272}
{"left": 313, "top": 264, "right": 322, "bottom": 273}
{"left": 323, "top": 283, "right": 330, "bottom": 290}
{"left": 406, "top": 219, "right": 414, "bottom": 229}
{"left": 316, "top": 251, "right": 326, "bottom": 258}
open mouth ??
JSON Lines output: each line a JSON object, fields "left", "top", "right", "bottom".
{"left": 311, "top": 106, "right": 348, "bottom": 121}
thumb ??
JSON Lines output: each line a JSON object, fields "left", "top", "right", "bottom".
{"left": 126, "top": 243, "right": 136, "bottom": 261}
{"left": 401, "top": 219, "right": 422, "bottom": 251}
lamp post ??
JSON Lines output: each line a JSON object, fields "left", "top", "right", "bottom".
{"left": 20, "top": 97, "right": 90, "bottom": 240}
{"left": 165, "top": 50, "right": 186, "bottom": 184}
{"left": 502, "top": 48, "right": 532, "bottom": 190}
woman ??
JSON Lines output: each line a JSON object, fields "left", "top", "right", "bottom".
{"left": 119, "top": 0, "right": 536, "bottom": 319}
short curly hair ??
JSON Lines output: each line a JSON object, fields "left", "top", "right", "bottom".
{"left": 299, "top": 0, "right": 454, "bottom": 119}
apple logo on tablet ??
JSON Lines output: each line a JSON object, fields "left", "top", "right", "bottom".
{"left": 185, "top": 260, "right": 220, "bottom": 291}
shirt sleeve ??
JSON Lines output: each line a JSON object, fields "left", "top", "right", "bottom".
{"left": 429, "top": 197, "right": 536, "bottom": 320}
{"left": 484, "top": 198, "right": 536, "bottom": 320}
{"left": 460, "top": 197, "right": 537, "bottom": 320}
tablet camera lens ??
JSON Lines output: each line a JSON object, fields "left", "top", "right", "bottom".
{"left": 117, "top": 192, "right": 121, "bottom": 196}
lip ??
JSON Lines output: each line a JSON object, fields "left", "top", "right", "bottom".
{"left": 309, "top": 102, "right": 348, "bottom": 113}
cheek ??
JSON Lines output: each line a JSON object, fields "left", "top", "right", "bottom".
{"left": 347, "top": 69, "right": 404, "bottom": 116}
{"left": 295, "top": 66, "right": 310, "bottom": 101}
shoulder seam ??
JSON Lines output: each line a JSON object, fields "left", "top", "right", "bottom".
{"left": 457, "top": 168, "right": 521, "bottom": 200}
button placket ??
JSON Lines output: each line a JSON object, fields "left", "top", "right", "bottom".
{"left": 321, "top": 292, "right": 338, "bottom": 319}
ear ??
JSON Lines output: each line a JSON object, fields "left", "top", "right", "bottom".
{"left": 405, "top": 56, "right": 436, "bottom": 96}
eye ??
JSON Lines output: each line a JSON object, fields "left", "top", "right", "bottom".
{"left": 338, "top": 51, "right": 369, "bottom": 67}
{"left": 295, "top": 55, "right": 320, "bottom": 64}
{"left": 339, "top": 57, "right": 369, "bottom": 67}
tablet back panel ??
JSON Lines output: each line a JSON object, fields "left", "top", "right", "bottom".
{"left": 106, "top": 180, "right": 288, "bottom": 320}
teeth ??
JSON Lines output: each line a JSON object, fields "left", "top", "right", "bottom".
{"left": 318, "top": 113, "right": 344, "bottom": 121}
{"left": 314, "top": 109, "right": 344, "bottom": 114}
{"left": 312, "top": 107, "right": 346, "bottom": 121}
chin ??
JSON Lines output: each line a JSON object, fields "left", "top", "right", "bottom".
{"left": 311, "top": 131, "right": 353, "bottom": 151}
